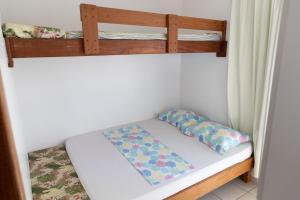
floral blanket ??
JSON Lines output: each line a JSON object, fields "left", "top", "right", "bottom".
{"left": 2, "top": 23, "right": 66, "bottom": 39}
{"left": 103, "top": 125, "right": 195, "bottom": 185}
{"left": 28, "top": 145, "right": 90, "bottom": 200}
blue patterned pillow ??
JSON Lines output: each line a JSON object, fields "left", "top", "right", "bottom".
{"left": 190, "top": 121, "right": 251, "bottom": 154}
{"left": 180, "top": 118, "right": 203, "bottom": 136}
{"left": 158, "top": 109, "right": 208, "bottom": 136}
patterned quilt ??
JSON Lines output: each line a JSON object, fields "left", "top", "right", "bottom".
{"left": 28, "top": 145, "right": 90, "bottom": 200}
{"left": 2, "top": 23, "right": 66, "bottom": 39}
{"left": 103, "top": 125, "right": 195, "bottom": 185}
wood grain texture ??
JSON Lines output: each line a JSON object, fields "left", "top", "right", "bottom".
{"left": 8, "top": 38, "right": 166, "bottom": 57}
{"left": 0, "top": 70, "right": 25, "bottom": 200}
{"left": 240, "top": 171, "right": 252, "bottom": 183}
{"left": 80, "top": 4, "right": 99, "bottom": 54}
{"left": 5, "top": 4, "right": 228, "bottom": 66}
{"left": 221, "top": 21, "right": 227, "bottom": 40}
{"left": 167, "top": 15, "right": 178, "bottom": 53}
{"left": 7, "top": 38, "right": 227, "bottom": 59}
{"left": 82, "top": 4, "right": 227, "bottom": 57}
{"left": 4, "top": 38, "right": 14, "bottom": 67}
{"left": 97, "top": 6, "right": 167, "bottom": 27}
{"left": 178, "top": 16, "right": 225, "bottom": 31}
{"left": 166, "top": 157, "right": 254, "bottom": 200}
{"left": 8, "top": 38, "right": 84, "bottom": 57}
{"left": 178, "top": 41, "right": 222, "bottom": 53}
{"left": 216, "top": 41, "right": 227, "bottom": 57}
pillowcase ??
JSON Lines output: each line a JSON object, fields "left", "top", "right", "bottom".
{"left": 180, "top": 118, "right": 203, "bottom": 136}
{"left": 189, "top": 121, "right": 251, "bottom": 154}
{"left": 158, "top": 109, "right": 208, "bottom": 136}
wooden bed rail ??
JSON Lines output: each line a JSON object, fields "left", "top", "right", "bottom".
{"left": 4, "top": 4, "right": 227, "bottom": 67}
{"left": 80, "top": 4, "right": 227, "bottom": 55}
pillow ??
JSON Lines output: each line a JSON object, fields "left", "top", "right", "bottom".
{"left": 180, "top": 118, "right": 203, "bottom": 136}
{"left": 158, "top": 109, "right": 208, "bottom": 135}
{"left": 189, "top": 121, "right": 251, "bottom": 154}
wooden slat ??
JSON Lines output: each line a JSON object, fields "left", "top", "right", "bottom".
{"left": 80, "top": 4, "right": 99, "bottom": 54}
{"left": 178, "top": 16, "right": 225, "bottom": 31}
{"left": 178, "top": 41, "right": 222, "bottom": 53}
{"left": 9, "top": 38, "right": 167, "bottom": 57}
{"left": 10, "top": 39, "right": 84, "bottom": 57}
{"left": 167, "top": 15, "right": 178, "bottom": 53}
{"left": 7, "top": 38, "right": 226, "bottom": 61}
{"left": 98, "top": 40, "right": 166, "bottom": 55}
{"left": 166, "top": 157, "right": 254, "bottom": 200}
{"left": 96, "top": 6, "right": 167, "bottom": 27}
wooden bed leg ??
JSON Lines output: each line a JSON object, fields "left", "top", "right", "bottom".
{"left": 240, "top": 171, "right": 252, "bottom": 183}
{"left": 216, "top": 41, "right": 227, "bottom": 57}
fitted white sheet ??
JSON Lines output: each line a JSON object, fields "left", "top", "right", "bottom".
{"left": 66, "top": 31, "right": 221, "bottom": 41}
{"left": 66, "top": 119, "right": 252, "bottom": 200}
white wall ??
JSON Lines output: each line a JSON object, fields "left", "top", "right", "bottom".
{"left": 180, "top": 0, "right": 232, "bottom": 124}
{"left": 0, "top": 0, "right": 183, "bottom": 152}
{"left": 0, "top": 1, "right": 233, "bottom": 198}
{"left": 11, "top": 55, "right": 181, "bottom": 151}
{"left": 259, "top": 0, "right": 300, "bottom": 199}
{"left": 0, "top": 16, "right": 32, "bottom": 200}
{"left": 0, "top": 0, "right": 183, "bottom": 30}
{"left": 0, "top": 0, "right": 234, "bottom": 152}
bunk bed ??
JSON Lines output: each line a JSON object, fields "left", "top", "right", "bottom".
{"left": 3, "top": 4, "right": 227, "bottom": 67}
{"left": 2, "top": 4, "right": 253, "bottom": 200}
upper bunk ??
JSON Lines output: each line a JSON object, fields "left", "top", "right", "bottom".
{"left": 3, "top": 4, "right": 228, "bottom": 67}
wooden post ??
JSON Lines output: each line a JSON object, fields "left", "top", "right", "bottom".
{"left": 240, "top": 171, "right": 252, "bottom": 183}
{"left": 167, "top": 14, "right": 178, "bottom": 53}
{"left": 0, "top": 70, "right": 25, "bottom": 199}
{"left": 221, "top": 21, "right": 227, "bottom": 41}
{"left": 80, "top": 4, "right": 99, "bottom": 55}
{"left": 5, "top": 38, "right": 14, "bottom": 67}
{"left": 217, "top": 21, "right": 227, "bottom": 57}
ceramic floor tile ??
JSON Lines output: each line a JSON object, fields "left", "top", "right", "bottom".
{"left": 213, "top": 181, "right": 247, "bottom": 200}
{"left": 249, "top": 187, "right": 257, "bottom": 196}
{"left": 233, "top": 178, "right": 257, "bottom": 192}
{"left": 198, "top": 193, "right": 221, "bottom": 200}
{"left": 237, "top": 193, "right": 257, "bottom": 200}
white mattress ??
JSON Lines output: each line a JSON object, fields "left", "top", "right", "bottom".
{"left": 66, "top": 31, "right": 221, "bottom": 41}
{"left": 66, "top": 119, "right": 252, "bottom": 200}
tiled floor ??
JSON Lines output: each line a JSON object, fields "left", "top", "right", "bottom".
{"left": 199, "top": 178, "right": 257, "bottom": 200}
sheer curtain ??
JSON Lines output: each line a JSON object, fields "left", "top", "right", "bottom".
{"left": 228, "top": 0, "right": 284, "bottom": 178}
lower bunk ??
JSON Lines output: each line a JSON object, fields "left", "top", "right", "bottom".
{"left": 29, "top": 119, "right": 253, "bottom": 200}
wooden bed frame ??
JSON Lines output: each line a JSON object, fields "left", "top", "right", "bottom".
{"left": 4, "top": 4, "right": 227, "bottom": 67}
{"left": 167, "top": 157, "right": 253, "bottom": 200}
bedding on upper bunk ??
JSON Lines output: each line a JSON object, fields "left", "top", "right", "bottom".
{"left": 65, "top": 119, "right": 252, "bottom": 200}
{"left": 2, "top": 23, "right": 221, "bottom": 41}
{"left": 66, "top": 31, "right": 221, "bottom": 41}
{"left": 2, "top": 23, "right": 66, "bottom": 39}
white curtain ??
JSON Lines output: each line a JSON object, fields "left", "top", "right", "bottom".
{"left": 228, "top": 0, "right": 284, "bottom": 178}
